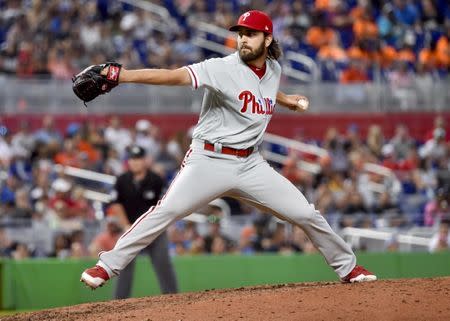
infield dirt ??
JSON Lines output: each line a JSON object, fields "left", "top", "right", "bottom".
{"left": 3, "top": 277, "right": 450, "bottom": 321}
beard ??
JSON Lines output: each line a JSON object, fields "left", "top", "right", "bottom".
{"left": 239, "top": 41, "right": 265, "bottom": 63}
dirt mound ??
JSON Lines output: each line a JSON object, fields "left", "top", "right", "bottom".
{"left": 3, "top": 277, "right": 450, "bottom": 321}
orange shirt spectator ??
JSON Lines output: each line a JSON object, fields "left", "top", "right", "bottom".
{"left": 54, "top": 139, "right": 80, "bottom": 167}
{"left": 435, "top": 35, "right": 449, "bottom": 67}
{"left": 315, "top": 0, "right": 330, "bottom": 11}
{"left": 340, "top": 62, "right": 369, "bottom": 83}
{"left": 353, "top": 18, "right": 378, "bottom": 40}
{"left": 350, "top": 6, "right": 364, "bottom": 20}
{"left": 306, "top": 26, "right": 337, "bottom": 50}
{"left": 347, "top": 45, "right": 369, "bottom": 62}
{"left": 88, "top": 218, "right": 122, "bottom": 256}
{"left": 54, "top": 152, "right": 80, "bottom": 167}
{"left": 419, "top": 47, "right": 437, "bottom": 68}
{"left": 318, "top": 43, "right": 348, "bottom": 62}
{"left": 397, "top": 48, "right": 416, "bottom": 64}
{"left": 77, "top": 140, "right": 99, "bottom": 163}
{"left": 380, "top": 45, "right": 397, "bottom": 68}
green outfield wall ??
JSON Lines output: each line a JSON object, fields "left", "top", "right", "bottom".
{"left": 2, "top": 252, "right": 450, "bottom": 310}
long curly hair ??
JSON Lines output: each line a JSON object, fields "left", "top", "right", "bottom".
{"left": 268, "top": 38, "right": 282, "bottom": 60}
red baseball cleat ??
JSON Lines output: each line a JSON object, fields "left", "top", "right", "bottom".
{"left": 341, "top": 265, "right": 377, "bottom": 283}
{"left": 80, "top": 265, "right": 110, "bottom": 289}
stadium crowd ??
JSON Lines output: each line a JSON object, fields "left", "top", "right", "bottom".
{"left": 0, "top": 0, "right": 449, "bottom": 81}
{"left": 0, "top": 114, "right": 449, "bottom": 260}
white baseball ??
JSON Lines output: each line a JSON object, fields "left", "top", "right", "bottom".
{"left": 297, "top": 97, "right": 309, "bottom": 110}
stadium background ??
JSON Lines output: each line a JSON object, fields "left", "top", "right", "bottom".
{"left": 0, "top": 0, "right": 449, "bottom": 314}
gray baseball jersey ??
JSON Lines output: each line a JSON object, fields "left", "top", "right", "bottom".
{"left": 185, "top": 52, "right": 280, "bottom": 149}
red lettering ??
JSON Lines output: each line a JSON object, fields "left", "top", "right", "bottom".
{"left": 252, "top": 97, "right": 258, "bottom": 114}
{"left": 239, "top": 90, "right": 253, "bottom": 113}
{"left": 239, "top": 91, "right": 273, "bottom": 115}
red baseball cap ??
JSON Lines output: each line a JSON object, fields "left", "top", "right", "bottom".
{"left": 229, "top": 10, "right": 273, "bottom": 34}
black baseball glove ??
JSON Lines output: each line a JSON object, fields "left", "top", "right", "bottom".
{"left": 72, "top": 62, "right": 122, "bottom": 106}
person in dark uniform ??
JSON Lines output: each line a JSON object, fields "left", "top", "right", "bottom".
{"left": 109, "top": 145, "right": 178, "bottom": 299}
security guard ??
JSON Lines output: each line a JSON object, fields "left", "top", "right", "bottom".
{"left": 109, "top": 145, "right": 178, "bottom": 299}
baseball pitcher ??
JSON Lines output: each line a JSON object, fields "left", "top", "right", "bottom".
{"left": 77, "top": 10, "right": 376, "bottom": 289}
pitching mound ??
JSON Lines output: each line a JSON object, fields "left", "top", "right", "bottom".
{"left": 3, "top": 277, "right": 450, "bottom": 321}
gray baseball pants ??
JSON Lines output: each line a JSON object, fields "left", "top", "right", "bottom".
{"left": 98, "top": 139, "right": 356, "bottom": 279}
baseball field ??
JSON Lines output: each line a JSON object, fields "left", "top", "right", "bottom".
{"left": 2, "top": 277, "right": 449, "bottom": 321}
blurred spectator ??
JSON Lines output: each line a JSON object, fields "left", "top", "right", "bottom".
{"left": 172, "top": 30, "right": 201, "bottom": 65}
{"left": 0, "top": 175, "right": 18, "bottom": 208}
{"left": 428, "top": 219, "right": 450, "bottom": 252}
{"left": 340, "top": 59, "right": 369, "bottom": 83}
{"left": 337, "top": 182, "right": 368, "bottom": 215}
{"left": 47, "top": 46, "right": 77, "bottom": 80}
{"left": 11, "top": 120, "right": 35, "bottom": 159}
{"left": 420, "top": 0, "right": 443, "bottom": 31}
{"left": 6, "top": 187, "right": 32, "bottom": 219}
{"left": 318, "top": 37, "right": 348, "bottom": 62}
{"left": 366, "top": 124, "right": 385, "bottom": 159}
{"left": 0, "top": 228, "right": 12, "bottom": 257}
{"left": 34, "top": 116, "right": 62, "bottom": 145}
{"left": 104, "top": 148, "right": 124, "bottom": 176}
{"left": 389, "top": 124, "right": 415, "bottom": 160}
{"left": 54, "top": 138, "right": 81, "bottom": 167}
{"left": 306, "top": 11, "right": 337, "bottom": 50}
{"left": 48, "top": 178, "right": 90, "bottom": 219}
{"left": 424, "top": 116, "right": 449, "bottom": 142}
{"left": 211, "top": 235, "right": 230, "bottom": 254}
{"left": 353, "top": 6, "right": 378, "bottom": 41}
{"left": 424, "top": 187, "right": 450, "bottom": 227}
{"left": 238, "top": 225, "right": 256, "bottom": 254}
{"left": 203, "top": 214, "right": 233, "bottom": 254}
{"left": 418, "top": 41, "right": 438, "bottom": 69}
{"left": 104, "top": 116, "right": 132, "bottom": 157}
{"left": 435, "top": 22, "right": 449, "bottom": 68}
{"left": 419, "top": 128, "right": 447, "bottom": 160}
{"left": 358, "top": 170, "right": 401, "bottom": 214}
{"left": 377, "top": 3, "right": 402, "bottom": 46}
{"left": 397, "top": 43, "right": 416, "bottom": 64}
{"left": 134, "top": 119, "right": 161, "bottom": 161}
{"left": 50, "top": 233, "right": 71, "bottom": 259}
{"left": 392, "top": 0, "right": 419, "bottom": 25}
{"left": 11, "top": 242, "right": 31, "bottom": 260}
{"left": 89, "top": 216, "right": 122, "bottom": 257}
{"left": 388, "top": 61, "right": 416, "bottom": 110}
{"left": 0, "top": 127, "right": 13, "bottom": 167}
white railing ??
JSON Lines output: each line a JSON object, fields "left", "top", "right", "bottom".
{"left": 118, "top": 0, "right": 177, "bottom": 32}
{"left": 282, "top": 51, "right": 320, "bottom": 82}
{"left": 341, "top": 227, "right": 432, "bottom": 251}
{"left": 262, "top": 133, "right": 327, "bottom": 174}
{"left": 57, "top": 165, "right": 116, "bottom": 185}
